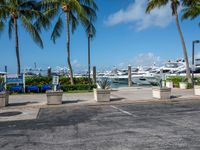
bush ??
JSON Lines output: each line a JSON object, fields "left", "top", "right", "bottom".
{"left": 59, "top": 77, "right": 70, "bottom": 85}
{"left": 25, "top": 76, "right": 91, "bottom": 86}
{"left": 74, "top": 77, "right": 91, "bottom": 85}
{"left": 0, "top": 77, "right": 4, "bottom": 86}
{"left": 166, "top": 76, "right": 184, "bottom": 88}
{"left": 187, "top": 83, "right": 193, "bottom": 89}
{"left": 1, "top": 76, "right": 95, "bottom": 93}
{"left": 194, "top": 77, "right": 200, "bottom": 86}
{"left": 166, "top": 76, "right": 200, "bottom": 89}
{"left": 61, "top": 84, "right": 97, "bottom": 92}
{"left": 25, "top": 76, "right": 52, "bottom": 86}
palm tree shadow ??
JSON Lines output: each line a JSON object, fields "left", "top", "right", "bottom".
{"left": 8, "top": 102, "right": 38, "bottom": 107}
{"left": 110, "top": 97, "right": 125, "bottom": 102}
{"left": 170, "top": 95, "right": 182, "bottom": 99}
{"left": 62, "top": 100, "right": 85, "bottom": 104}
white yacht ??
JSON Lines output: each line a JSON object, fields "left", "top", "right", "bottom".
{"left": 106, "top": 67, "right": 159, "bottom": 85}
{"left": 131, "top": 67, "right": 159, "bottom": 85}
{"left": 0, "top": 71, "right": 6, "bottom": 77}
{"left": 159, "top": 59, "right": 186, "bottom": 74}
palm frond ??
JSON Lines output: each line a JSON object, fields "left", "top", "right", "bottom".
{"left": 0, "top": 6, "right": 10, "bottom": 19}
{"left": 21, "top": 14, "right": 44, "bottom": 48}
{"left": 69, "top": 11, "right": 78, "bottom": 33}
{"left": 182, "top": 0, "right": 200, "bottom": 20}
{"left": 79, "top": 0, "right": 98, "bottom": 11}
{"left": 8, "top": 18, "right": 14, "bottom": 39}
{"left": 81, "top": 4, "right": 97, "bottom": 22}
{"left": 87, "top": 22, "right": 96, "bottom": 39}
{"left": 146, "top": 0, "right": 168, "bottom": 13}
{"left": 0, "top": 20, "right": 5, "bottom": 35}
{"left": 51, "top": 16, "right": 63, "bottom": 43}
{"left": 18, "top": 0, "right": 37, "bottom": 10}
{"left": 69, "top": 0, "right": 83, "bottom": 16}
{"left": 171, "top": 1, "right": 180, "bottom": 15}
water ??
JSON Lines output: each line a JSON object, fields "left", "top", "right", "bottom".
{"left": 111, "top": 83, "right": 153, "bottom": 88}
{"left": 97, "top": 77, "right": 154, "bottom": 89}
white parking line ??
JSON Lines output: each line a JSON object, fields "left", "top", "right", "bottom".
{"left": 110, "top": 105, "right": 137, "bottom": 117}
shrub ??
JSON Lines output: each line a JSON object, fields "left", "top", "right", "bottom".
{"left": 166, "top": 76, "right": 184, "bottom": 88}
{"left": 194, "top": 77, "right": 200, "bottom": 86}
{"left": 187, "top": 83, "right": 193, "bottom": 89}
{"left": 25, "top": 76, "right": 91, "bottom": 86}
{"left": 61, "top": 84, "right": 97, "bottom": 92}
{"left": 98, "top": 78, "right": 111, "bottom": 89}
{"left": 60, "top": 77, "right": 70, "bottom": 85}
{"left": 74, "top": 77, "right": 91, "bottom": 85}
{"left": 25, "top": 76, "right": 52, "bottom": 86}
{"left": 0, "top": 77, "right": 3, "bottom": 83}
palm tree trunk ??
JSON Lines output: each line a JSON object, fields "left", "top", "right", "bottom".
{"left": 14, "top": 18, "right": 21, "bottom": 75}
{"left": 66, "top": 12, "right": 74, "bottom": 85}
{"left": 88, "top": 33, "right": 91, "bottom": 84}
{"left": 174, "top": 11, "right": 192, "bottom": 83}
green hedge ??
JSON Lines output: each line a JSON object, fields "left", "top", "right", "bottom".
{"left": 194, "top": 77, "right": 200, "bottom": 86}
{"left": 61, "top": 84, "right": 97, "bottom": 92}
{"left": 25, "top": 76, "right": 52, "bottom": 86}
{"left": 0, "top": 77, "right": 3, "bottom": 85}
{"left": 166, "top": 76, "right": 185, "bottom": 88}
{"left": 166, "top": 76, "right": 200, "bottom": 88}
{"left": 0, "top": 76, "right": 94, "bottom": 92}
{"left": 25, "top": 76, "right": 91, "bottom": 86}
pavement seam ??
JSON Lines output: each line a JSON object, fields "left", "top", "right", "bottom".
{"left": 110, "top": 105, "right": 137, "bottom": 117}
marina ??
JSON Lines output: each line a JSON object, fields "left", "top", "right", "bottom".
{"left": 0, "top": 0, "right": 200, "bottom": 149}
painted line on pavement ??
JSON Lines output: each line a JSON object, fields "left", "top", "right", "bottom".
{"left": 110, "top": 105, "right": 137, "bottom": 117}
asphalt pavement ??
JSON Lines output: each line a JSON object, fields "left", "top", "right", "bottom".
{"left": 1, "top": 100, "right": 200, "bottom": 149}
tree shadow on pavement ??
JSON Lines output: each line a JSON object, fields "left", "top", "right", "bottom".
{"left": 8, "top": 102, "right": 38, "bottom": 107}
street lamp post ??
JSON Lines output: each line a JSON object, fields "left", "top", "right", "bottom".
{"left": 192, "top": 40, "right": 200, "bottom": 86}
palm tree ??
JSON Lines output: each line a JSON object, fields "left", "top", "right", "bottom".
{"left": 86, "top": 19, "right": 96, "bottom": 85}
{"left": 41, "top": 0, "right": 97, "bottom": 85}
{"left": 146, "top": 0, "right": 192, "bottom": 82}
{"left": 182, "top": 0, "right": 200, "bottom": 26}
{"left": 0, "top": 0, "right": 44, "bottom": 75}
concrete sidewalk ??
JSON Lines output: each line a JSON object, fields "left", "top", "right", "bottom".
{"left": 0, "top": 87, "right": 199, "bottom": 122}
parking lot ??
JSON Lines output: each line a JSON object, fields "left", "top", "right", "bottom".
{"left": 1, "top": 100, "right": 200, "bottom": 150}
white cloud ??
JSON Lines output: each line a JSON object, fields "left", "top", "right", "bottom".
{"left": 105, "top": 0, "right": 174, "bottom": 31}
{"left": 71, "top": 59, "right": 87, "bottom": 73}
{"left": 72, "top": 59, "right": 81, "bottom": 68}
{"left": 132, "top": 52, "right": 161, "bottom": 66}
{"left": 117, "top": 52, "right": 162, "bottom": 68}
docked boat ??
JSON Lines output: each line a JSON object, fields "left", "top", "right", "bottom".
{"left": 98, "top": 67, "right": 159, "bottom": 85}
{"left": 0, "top": 71, "right": 6, "bottom": 77}
{"left": 159, "top": 59, "right": 186, "bottom": 74}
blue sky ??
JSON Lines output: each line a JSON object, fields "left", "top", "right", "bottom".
{"left": 0, "top": 0, "right": 200, "bottom": 73}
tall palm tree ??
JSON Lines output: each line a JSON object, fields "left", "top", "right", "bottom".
{"left": 146, "top": 0, "right": 192, "bottom": 82}
{"left": 86, "top": 20, "right": 96, "bottom": 85}
{"left": 41, "top": 0, "right": 97, "bottom": 85}
{"left": 182, "top": 0, "right": 200, "bottom": 26}
{"left": 0, "top": 0, "right": 44, "bottom": 75}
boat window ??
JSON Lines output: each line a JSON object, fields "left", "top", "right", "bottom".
{"left": 165, "top": 63, "right": 179, "bottom": 68}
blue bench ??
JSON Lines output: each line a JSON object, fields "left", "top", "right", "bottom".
{"left": 41, "top": 85, "right": 52, "bottom": 92}
{"left": 10, "top": 85, "right": 23, "bottom": 92}
{"left": 0, "top": 86, "right": 4, "bottom": 92}
{"left": 26, "top": 85, "right": 39, "bottom": 93}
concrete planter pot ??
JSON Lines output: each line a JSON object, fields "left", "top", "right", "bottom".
{"left": 0, "top": 91, "right": 9, "bottom": 107}
{"left": 94, "top": 89, "right": 110, "bottom": 102}
{"left": 166, "top": 81, "right": 173, "bottom": 88}
{"left": 46, "top": 90, "right": 63, "bottom": 105}
{"left": 194, "top": 85, "right": 200, "bottom": 96}
{"left": 152, "top": 87, "right": 171, "bottom": 100}
{"left": 179, "top": 82, "right": 188, "bottom": 89}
